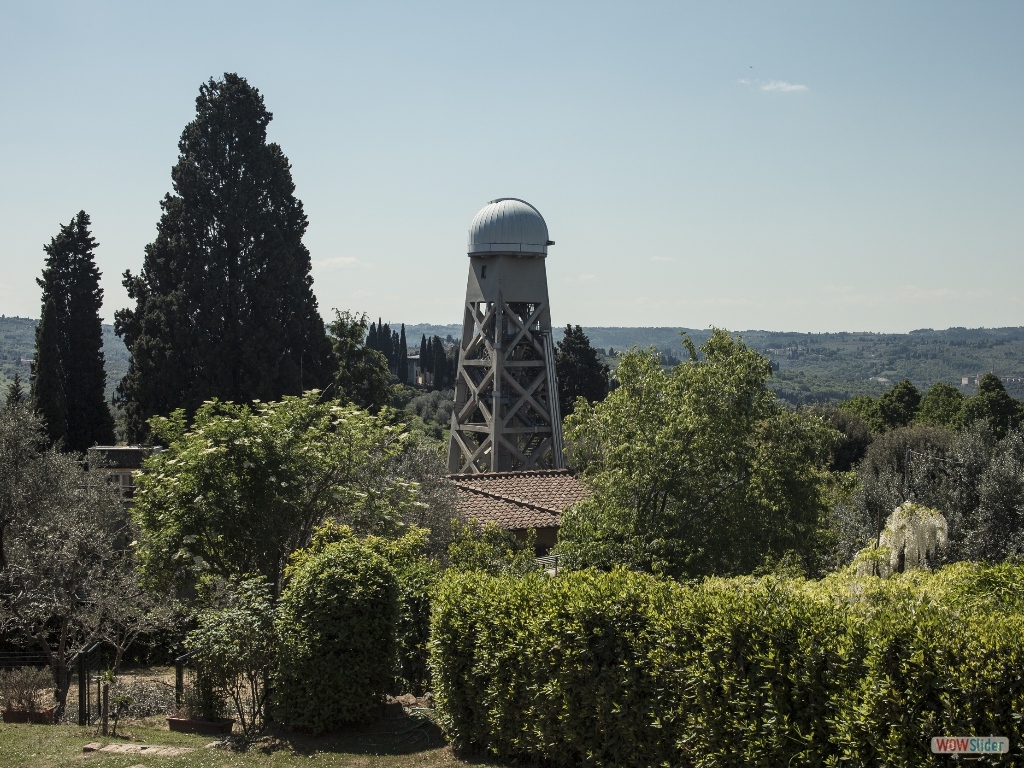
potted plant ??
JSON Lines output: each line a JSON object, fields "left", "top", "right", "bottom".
{"left": 166, "top": 671, "right": 235, "bottom": 735}
{"left": 0, "top": 666, "right": 56, "bottom": 724}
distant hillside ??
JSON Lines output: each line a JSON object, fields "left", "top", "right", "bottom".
{"left": 407, "top": 323, "right": 1024, "bottom": 404}
{"left": 5, "top": 315, "right": 1023, "bottom": 406}
{"left": 0, "top": 316, "right": 129, "bottom": 401}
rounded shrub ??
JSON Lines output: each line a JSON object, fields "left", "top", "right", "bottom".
{"left": 274, "top": 536, "right": 399, "bottom": 733}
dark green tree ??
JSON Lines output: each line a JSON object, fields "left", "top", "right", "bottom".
{"left": 114, "top": 73, "right": 334, "bottom": 440}
{"left": 4, "top": 373, "right": 26, "bottom": 409}
{"left": 398, "top": 324, "right": 409, "bottom": 383}
{"left": 431, "top": 336, "right": 447, "bottom": 391}
{"left": 31, "top": 298, "right": 66, "bottom": 443}
{"left": 959, "top": 374, "right": 1024, "bottom": 439}
{"left": 876, "top": 378, "right": 921, "bottom": 432}
{"left": 555, "top": 325, "right": 610, "bottom": 417}
{"left": 328, "top": 311, "right": 392, "bottom": 411}
{"left": 31, "top": 212, "right": 114, "bottom": 451}
{"left": 917, "top": 382, "right": 966, "bottom": 429}
{"left": 420, "top": 334, "right": 431, "bottom": 385}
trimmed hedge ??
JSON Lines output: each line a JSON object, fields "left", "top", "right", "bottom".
{"left": 274, "top": 536, "right": 398, "bottom": 733}
{"left": 430, "top": 564, "right": 1024, "bottom": 767}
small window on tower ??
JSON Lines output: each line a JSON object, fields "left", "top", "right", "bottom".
{"left": 481, "top": 265, "right": 487, "bottom": 279}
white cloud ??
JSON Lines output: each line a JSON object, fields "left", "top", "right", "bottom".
{"left": 564, "top": 273, "right": 598, "bottom": 283}
{"left": 761, "top": 79, "right": 807, "bottom": 92}
{"left": 738, "top": 78, "right": 808, "bottom": 93}
{"left": 650, "top": 256, "right": 674, "bottom": 262}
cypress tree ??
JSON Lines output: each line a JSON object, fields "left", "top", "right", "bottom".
{"left": 31, "top": 212, "right": 115, "bottom": 451}
{"left": 398, "top": 325, "right": 408, "bottom": 384}
{"left": 555, "top": 324, "right": 610, "bottom": 417}
{"left": 419, "top": 334, "right": 429, "bottom": 387}
{"left": 381, "top": 323, "right": 393, "bottom": 369}
{"left": 431, "top": 336, "right": 446, "bottom": 390}
{"left": 5, "top": 373, "right": 26, "bottom": 409}
{"left": 32, "top": 297, "right": 68, "bottom": 444}
{"left": 115, "top": 74, "right": 334, "bottom": 440}
{"left": 367, "top": 322, "right": 378, "bottom": 352}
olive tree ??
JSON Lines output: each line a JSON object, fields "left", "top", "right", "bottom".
{"left": 0, "top": 405, "right": 168, "bottom": 719}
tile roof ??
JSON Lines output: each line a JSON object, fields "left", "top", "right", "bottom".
{"left": 451, "top": 470, "right": 590, "bottom": 531}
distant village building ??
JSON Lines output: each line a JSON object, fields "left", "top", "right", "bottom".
{"left": 451, "top": 470, "right": 590, "bottom": 555}
{"left": 962, "top": 373, "right": 1024, "bottom": 386}
{"left": 87, "top": 445, "right": 154, "bottom": 499}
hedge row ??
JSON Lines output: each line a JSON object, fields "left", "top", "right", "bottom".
{"left": 430, "top": 564, "right": 1024, "bottom": 767}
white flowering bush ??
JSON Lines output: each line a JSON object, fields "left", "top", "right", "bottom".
{"left": 880, "top": 501, "right": 948, "bottom": 572}
{"left": 852, "top": 544, "right": 893, "bottom": 578}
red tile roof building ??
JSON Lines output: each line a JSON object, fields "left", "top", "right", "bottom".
{"left": 450, "top": 469, "right": 591, "bottom": 552}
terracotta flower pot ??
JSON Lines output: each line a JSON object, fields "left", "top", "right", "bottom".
{"left": 2, "top": 707, "right": 56, "bottom": 724}
{"left": 166, "top": 716, "right": 235, "bottom": 735}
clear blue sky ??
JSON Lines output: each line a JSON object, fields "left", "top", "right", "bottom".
{"left": 1, "top": 1, "right": 1021, "bottom": 333}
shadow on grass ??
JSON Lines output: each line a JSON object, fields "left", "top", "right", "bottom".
{"left": 252, "top": 713, "right": 452, "bottom": 758}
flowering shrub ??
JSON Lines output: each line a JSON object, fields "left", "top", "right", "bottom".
{"left": 880, "top": 501, "right": 948, "bottom": 570}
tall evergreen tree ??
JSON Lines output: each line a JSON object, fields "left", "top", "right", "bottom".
{"left": 31, "top": 212, "right": 115, "bottom": 451}
{"left": 32, "top": 298, "right": 67, "bottom": 443}
{"left": 420, "top": 334, "right": 432, "bottom": 385}
{"left": 367, "top": 322, "right": 379, "bottom": 352}
{"left": 5, "top": 373, "right": 26, "bottom": 409}
{"left": 398, "top": 324, "right": 409, "bottom": 384}
{"left": 115, "top": 74, "right": 334, "bottom": 440}
{"left": 431, "top": 336, "right": 446, "bottom": 390}
{"left": 555, "top": 325, "right": 610, "bottom": 417}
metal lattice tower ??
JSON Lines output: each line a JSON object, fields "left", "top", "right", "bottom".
{"left": 448, "top": 199, "right": 565, "bottom": 474}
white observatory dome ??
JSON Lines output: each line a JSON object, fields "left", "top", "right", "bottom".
{"left": 467, "top": 198, "right": 553, "bottom": 257}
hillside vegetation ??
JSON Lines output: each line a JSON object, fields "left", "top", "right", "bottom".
{"left": 5, "top": 317, "right": 1023, "bottom": 406}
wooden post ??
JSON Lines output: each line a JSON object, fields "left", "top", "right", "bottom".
{"left": 175, "top": 656, "right": 185, "bottom": 711}
{"left": 101, "top": 682, "right": 108, "bottom": 736}
{"left": 77, "top": 655, "right": 87, "bottom": 726}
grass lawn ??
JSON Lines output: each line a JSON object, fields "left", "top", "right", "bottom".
{"left": 0, "top": 716, "right": 496, "bottom": 768}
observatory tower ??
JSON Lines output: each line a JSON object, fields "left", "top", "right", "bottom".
{"left": 447, "top": 199, "right": 565, "bottom": 474}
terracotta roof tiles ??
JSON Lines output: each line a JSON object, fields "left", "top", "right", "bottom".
{"left": 451, "top": 470, "right": 590, "bottom": 531}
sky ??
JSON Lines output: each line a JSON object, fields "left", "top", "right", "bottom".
{"left": 1, "top": 1, "right": 1022, "bottom": 334}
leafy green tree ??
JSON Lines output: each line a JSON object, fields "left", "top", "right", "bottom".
{"left": 31, "top": 212, "right": 114, "bottom": 451}
{"left": 327, "top": 310, "right": 392, "bottom": 411}
{"left": 809, "top": 406, "right": 871, "bottom": 473}
{"left": 876, "top": 378, "right": 921, "bottom": 431}
{"left": 555, "top": 325, "right": 610, "bottom": 417}
{"left": 115, "top": 74, "right": 333, "bottom": 440}
{"left": 959, "top": 374, "right": 1024, "bottom": 439}
{"left": 557, "top": 330, "right": 837, "bottom": 579}
{"left": 131, "top": 392, "right": 414, "bottom": 593}
{"left": 917, "top": 382, "right": 966, "bottom": 428}
{"left": 185, "top": 576, "right": 276, "bottom": 739}
{"left": 838, "top": 395, "right": 884, "bottom": 435}
{"left": 5, "top": 373, "right": 26, "bottom": 409}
